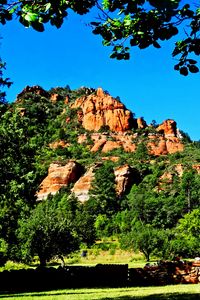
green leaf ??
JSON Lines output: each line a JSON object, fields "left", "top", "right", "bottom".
{"left": 187, "top": 59, "right": 197, "bottom": 65}
{"left": 9, "top": 5, "right": 18, "bottom": 14}
{"left": 123, "top": 53, "right": 130, "bottom": 60}
{"left": 24, "top": 12, "right": 38, "bottom": 22}
{"left": 45, "top": 3, "right": 52, "bottom": 12}
{"left": 189, "top": 65, "right": 199, "bottom": 73}
{"left": 180, "top": 66, "right": 188, "bottom": 76}
{"left": 103, "top": 40, "right": 111, "bottom": 46}
{"left": 31, "top": 22, "right": 45, "bottom": 32}
{"left": 110, "top": 52, "right": 117, "bottom": 59}
{"left": 153, "top": 41, "right": 161, "bottom": 48}
{"left": 130, "top": 38, "right": 138, "bottom": 46}
{"left": 103, "top": 0, "right": 109, "bottom": 10}
{"left": 174, "top": 64, "right": 180, "bottom": 71}
{"left": 90, "top": 22, "right": 101, "bottom": 26}
{"left": 124, "top": 19, "right": 131, "bottom": 26}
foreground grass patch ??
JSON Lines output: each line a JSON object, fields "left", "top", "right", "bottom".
{"left": 1, "top": 285, "right": 200, "bottom": 300}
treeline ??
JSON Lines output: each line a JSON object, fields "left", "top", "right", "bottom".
{"left": 0, "top": 86, "right": 200, "bottom": 267}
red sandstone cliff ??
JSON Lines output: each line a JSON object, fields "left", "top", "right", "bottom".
{"left": 37, "top": 161, "right": 83, "bottom": 200}
{"left": 37, "top": 163, "right": 141, "bottom": 202}
{"left": 71, "top": 88, "right": 133, "bottom": 132}
{"left": 29, "top": 86, "right": 187, "bottom": 201}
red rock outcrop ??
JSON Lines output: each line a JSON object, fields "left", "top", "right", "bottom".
{"left": 102, "top": 156, "right": 120, "bottom": 162}
{"left": 37, "top": 161, "right": 83, "bottom": 200}
{"left": 71, "top": 165, "right": 97, "bottom": 202}
{"left": 64, "top": 96, "right": 69, "bottom": 104}
{"left": 193, "top": 164, "right": 200, "bottom": 174}
{"left": 158, "top": 164, "right": 200, "bottom": 190}
{"left": 49, "top": 140, "right": 69, "bottom": 149}
{"left": 137, "top": 117, "right": 147, "bottom": 129}
{"left": 50, "top": 93, "right": 61, "bottom": 103}
{"left": 157, "top": 119, "right": 177, "bottom": 137}
{"left": 71, "top": 88, "right": 133, "bottom": 132}
{"left": 78, "top": 132, "right": 182, "bottom": 155}
{"left": 72, "top": 163, "right": 141, "bottom": 201}
{"left": 148, "top": 136, "right": 184, "bottom": 155}
{"left": 165, "top": 137, "right": 184, "bottom": 153}
{"left": 114, "top": 165, "right": 140, "bottom": 196}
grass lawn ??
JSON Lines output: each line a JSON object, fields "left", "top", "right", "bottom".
{"left": 0, "top": 285, "right": 200, "bottom": 300}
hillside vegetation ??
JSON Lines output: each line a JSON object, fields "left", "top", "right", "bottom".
{"left": 0, "top": 85, "right": 200, "bottom": 267}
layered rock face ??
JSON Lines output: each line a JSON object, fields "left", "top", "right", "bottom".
{"left": 37, "top": 163, "right": 140, "bottom": 202}
{"left": 34, "top": 87, "right": 186, "bottom": 201}
{"left": 78, "top": 131, "right": 183, "bottom": 156}
{"left": 71, "top": 88, "right": 133, "bottom": 132}
{"left": 37, "top": 161, "right": 83, "bottom": 200}
{"left": 71, "top": 165, "right": 97, "bottom": 203}
{"left": 114, "top": 165, "right": 140, "bottom": 196}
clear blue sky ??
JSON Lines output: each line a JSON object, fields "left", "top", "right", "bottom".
{"left": 1, "top": 9, "right": 199, "bottom": 141}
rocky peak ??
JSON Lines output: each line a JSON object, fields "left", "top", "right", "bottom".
{"left": 137, "top": 117, "right": 147, "bottom": 129}
{"left": 96, "top": 87, "right": 105, "bottom": 97}
{"left": 16, "top": 85, "right": 49, "bottom": 101}
{"left": 157, "top": 119, "right": 177, "bottom": 137}
{"left": 71, "top": 88, "right": 134, "bottom": 132}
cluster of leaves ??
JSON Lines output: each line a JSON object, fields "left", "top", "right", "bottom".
{"left": 91, "top": 0, "right": 200, "bottom": 74}
{"left": 1, "top": 1, "right": 200, "bottom": 75}
{"left": 18, "top": 191, "right": 81, "bottom": 266}
{"left": 0, "top": 0, "right": 96, "bottom": 31}
{"left": 0, "top": 58, "right": 12, "bottom": 104}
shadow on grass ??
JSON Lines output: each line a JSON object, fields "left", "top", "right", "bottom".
{"left": 100, "top": 294, "right": 200, "bottom": 300}
{"left": 0, "top": 290, "right": 199, "bottom": 300}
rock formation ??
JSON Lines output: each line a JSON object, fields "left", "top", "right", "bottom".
{"left": 37, "top": 161, "right": 83, "bottom": 200}
{"left": 137, "top": 117, "right": 147, "bottom": 129}
{"left": 158, "top": 163, "right": 200, "bottom": 190}
{"left": 157, "top": 119, "right": 177, "bottom": 137}
{"left": 114, "top": 165, "right": 140, "bottom": 197}
{"left": 77, "top": 131, "right": 183, "bottom": 155}
{"left": 16, "top": 85, "right": 49, "bottom": 101}
{"left": 37, "top": 162, "right": 142, "bottom": 201}
{"left": 50, "top": 93, "right": 62, "bottom": 103}
{"left": 72, "top": 165, "right": 97, "bottom": 202}
{"left": 31, "top": 86, "right": 186, "bottom": 201}
{"left": 49, "top": 140, "right": 69, "bottom": 149}
{"left": 71, "top": 88, "right": 133, "bottom": 132}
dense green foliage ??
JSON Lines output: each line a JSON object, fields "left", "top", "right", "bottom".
{"left": 1, "top": 1, "right": 200, "bottom": 75}
{"left": 0, "top": 85, "right": 200, "bottom": 266}
{"left": 18, "top": 193, "right": 80, "bottom": 266}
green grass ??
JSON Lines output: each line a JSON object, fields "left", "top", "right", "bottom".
{"left": 0, "top": 246, "right": 147, "bottom": 271}
{"left": 64, "top": 249, "right": 146, "bottom": 268}
{"left": 1, "top": 285, "right": 200, "bottom": 300}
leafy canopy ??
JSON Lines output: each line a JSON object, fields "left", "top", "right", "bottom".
{"left": 0, "top": 0, "right": 200, "bottom": 75}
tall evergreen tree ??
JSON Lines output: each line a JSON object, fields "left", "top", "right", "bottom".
{"left": 88, "top": 162, "right": 117, "bottom": 217}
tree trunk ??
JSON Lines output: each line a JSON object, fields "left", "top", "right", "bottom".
{"left": 187, "top": 188, "right": 191, "bottom": 213}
